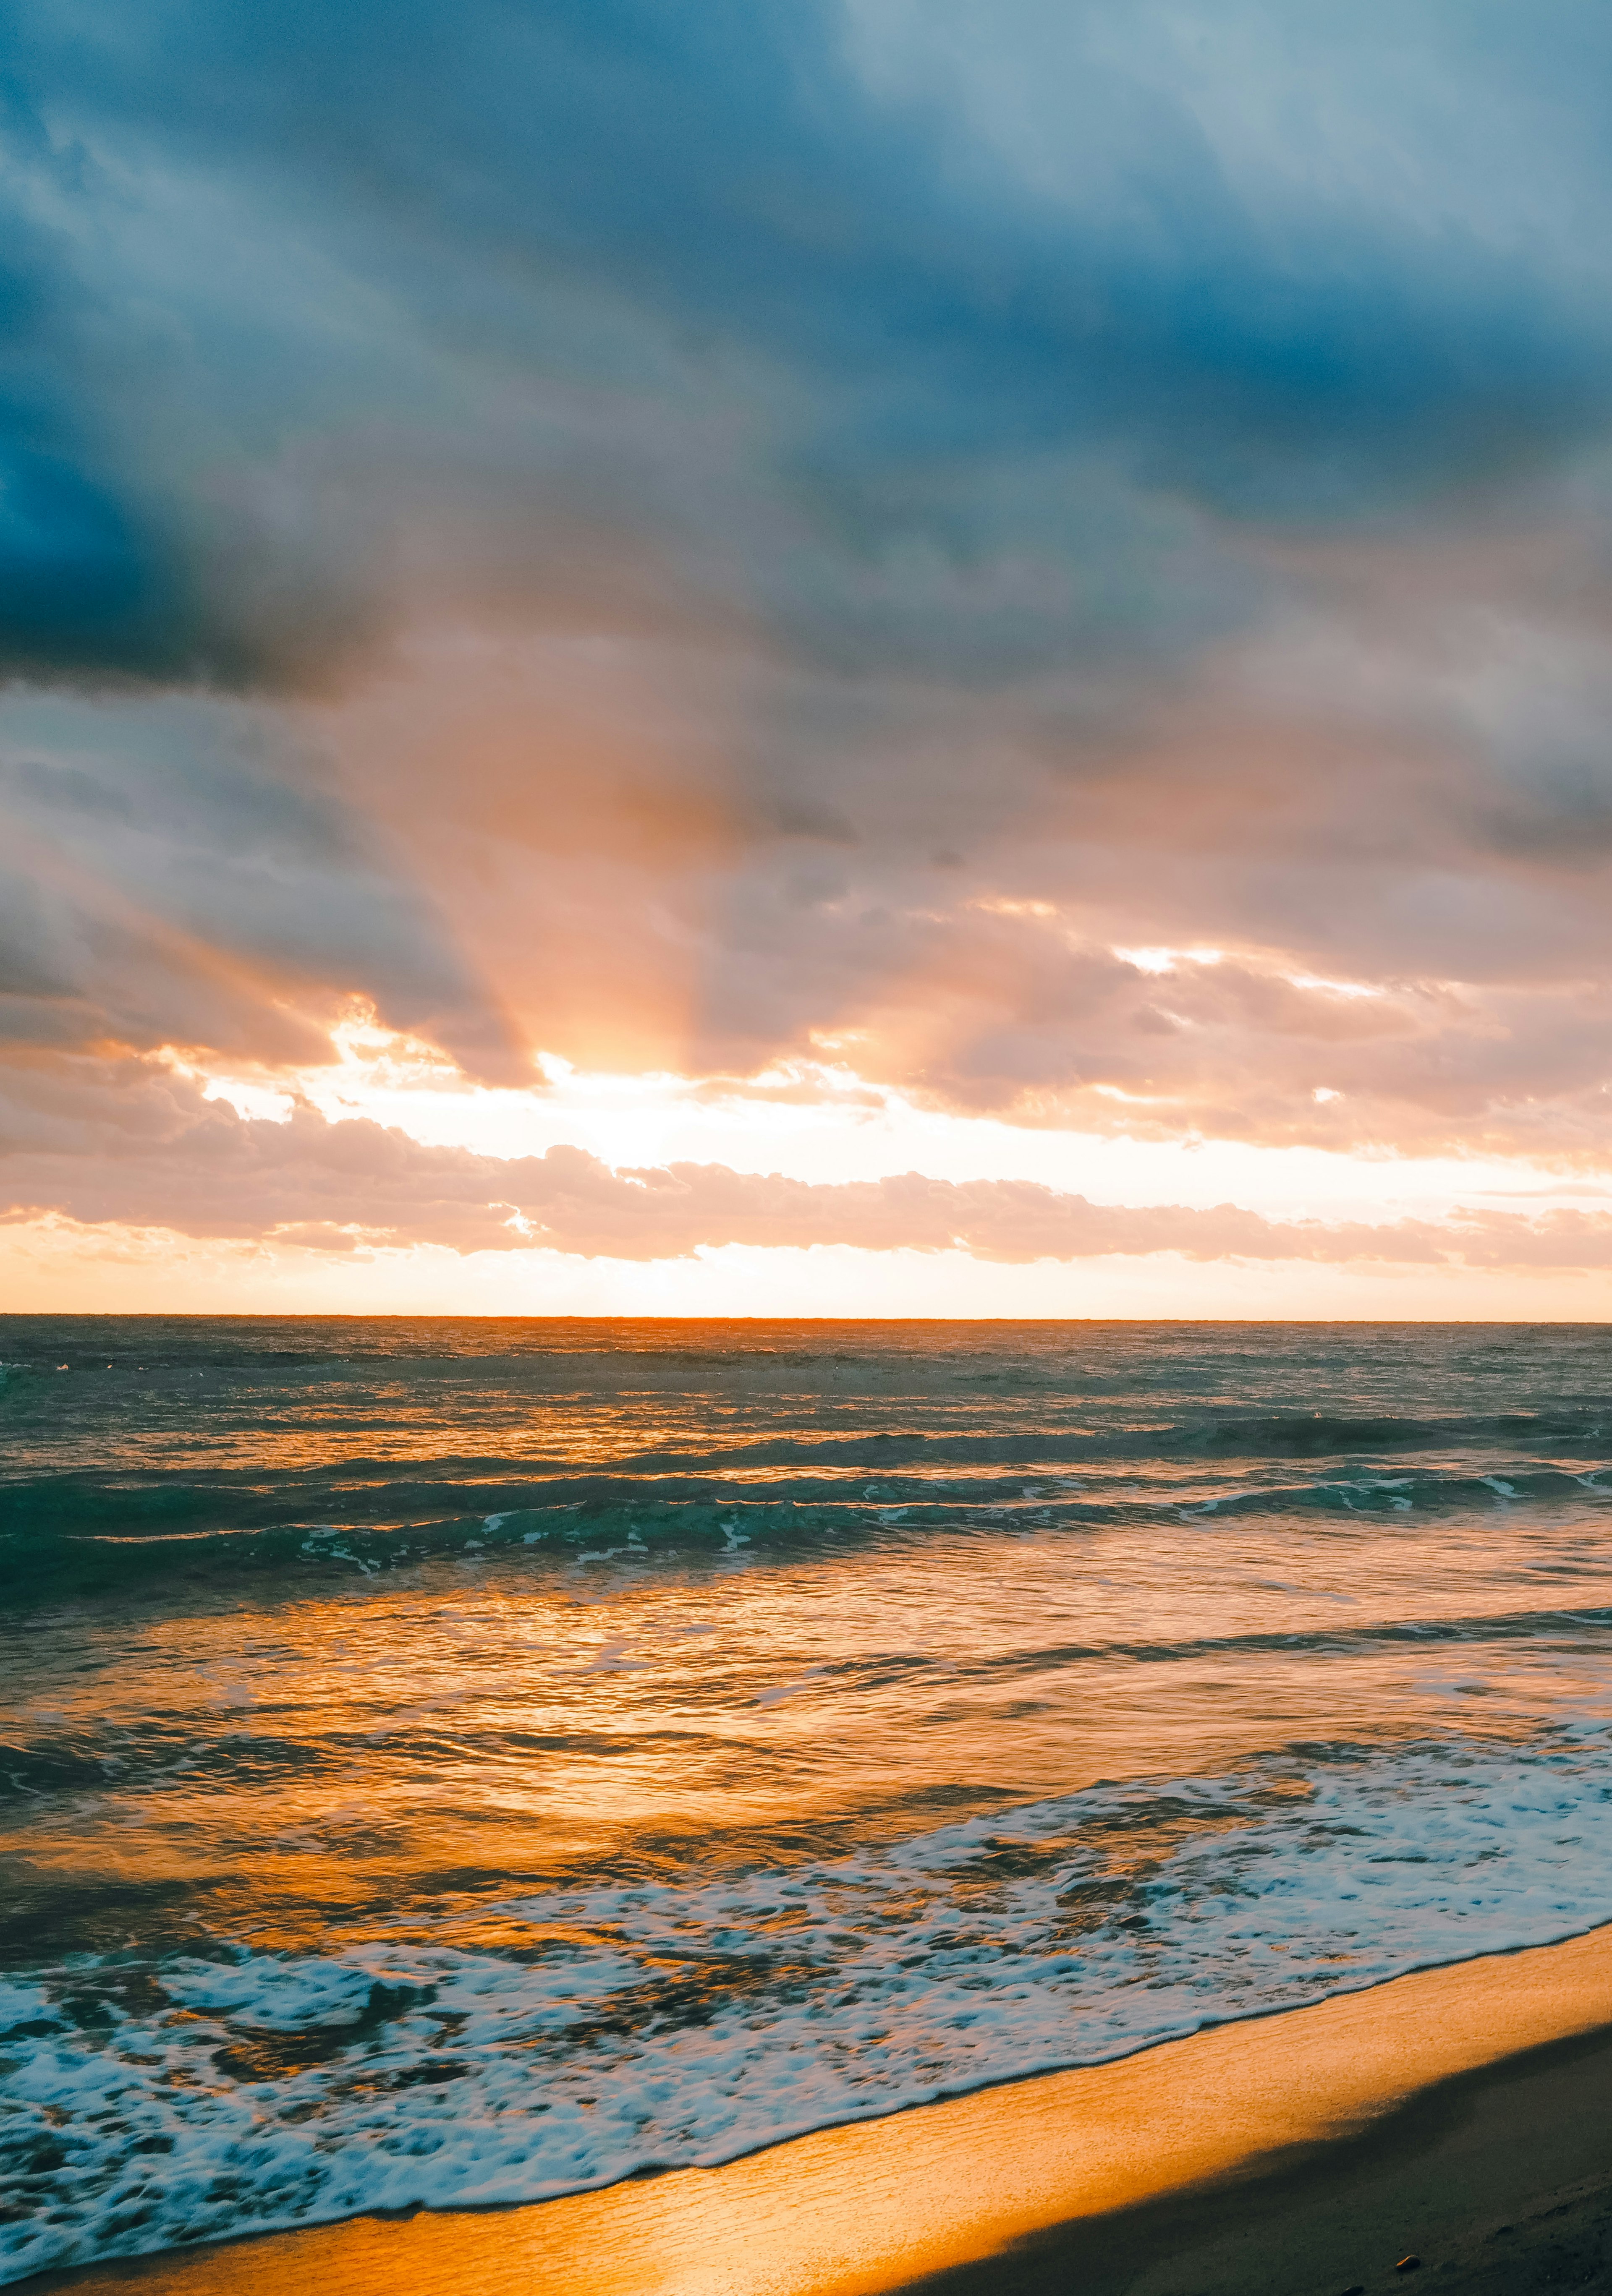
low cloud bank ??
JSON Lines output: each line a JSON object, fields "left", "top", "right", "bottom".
{"left": 4, "top": 1060, "right": 1608, "bottom": 1272}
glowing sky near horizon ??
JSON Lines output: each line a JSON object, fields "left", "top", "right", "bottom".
{"left": 8, "top": 0, "right": 1612, "bottom": 1314}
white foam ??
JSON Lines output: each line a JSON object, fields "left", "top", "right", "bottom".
{"left": 158, "top": 1959, "right": 384, "bottom": 2031}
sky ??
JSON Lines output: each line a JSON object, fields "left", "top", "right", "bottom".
{"left": 7, "top": 0, "right": 1612, "bottom": 1316}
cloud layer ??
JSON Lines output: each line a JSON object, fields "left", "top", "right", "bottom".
{"left": 5, "top": 1060, "right": 1611, "bottom": 1273}
{"left": 6, "top": 0, "right": 1612, "bottom": 1259}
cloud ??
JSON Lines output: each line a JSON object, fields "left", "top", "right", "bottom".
{"left": 5, "top": 1054, "right": 1611, "bottom": 1271}
{"left": 5, "top": 0, "right": 1612, "bottom": 1170}
{"left": 0, "top": 689, "right": 521, "bottom": 1075}
{"left": 8, "top": 0, "right": 1612, "bottom": 688}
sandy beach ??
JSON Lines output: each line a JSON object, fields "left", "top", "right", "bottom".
{"left": 19, "top": 1921, "right": 1612, "bottom": 2296}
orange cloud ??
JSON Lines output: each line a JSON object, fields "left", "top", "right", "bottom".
{"left": 8, "top": 1055, "right": 1612, "bottom": 1273}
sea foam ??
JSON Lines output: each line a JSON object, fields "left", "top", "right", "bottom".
{"left": 6, "top": 1725, "right": 1612, "bottom": 2282}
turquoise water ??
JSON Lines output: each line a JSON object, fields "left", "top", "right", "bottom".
{"left": 5, "top": 1317, "right": 1612, "bottom": 2278}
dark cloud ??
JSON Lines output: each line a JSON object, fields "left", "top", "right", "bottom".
{"left": 6, "top": 0, "right": 1612, "bottom": 686}
{"left": 5, "top": 1, "right": 1612, "bottom": 1166}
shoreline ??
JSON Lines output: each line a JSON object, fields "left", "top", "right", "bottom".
{"left": 19, "top": 1921, "right": 1612, "bottom": 2296}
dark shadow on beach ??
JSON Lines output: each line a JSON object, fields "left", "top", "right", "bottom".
{"left": 901, "top": 2021, "right": 1612, "bottom": 2296}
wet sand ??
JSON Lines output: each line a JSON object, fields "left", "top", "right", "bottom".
{"left": 20, "top": 1923, "right": 1612, "bottom": 2296}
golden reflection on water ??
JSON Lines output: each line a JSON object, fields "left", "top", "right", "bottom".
{"left": 8, "top": 1506, "right": 1612, "bottom": 1960}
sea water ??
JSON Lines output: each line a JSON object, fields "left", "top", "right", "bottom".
{"left": 4, "top": 1316, "right": 1612, "bottom": 2280}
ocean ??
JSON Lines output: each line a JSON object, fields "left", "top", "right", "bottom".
{"left": 4, "top": 1316, "right": 1612, "bottom": 2283}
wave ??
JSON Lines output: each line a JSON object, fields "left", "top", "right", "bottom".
{"left": 1165, "top": 1408, "right": 1612, "bottom": 1455}
{"left": 5, "top": 1447, "right": 1611, "bottom": 1608}
{"left": 0, "top": 1495, "right": 873, "bottom": 1606}
{"left": 7, "top": 1727, "right": 1612, "bottom": 2283}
